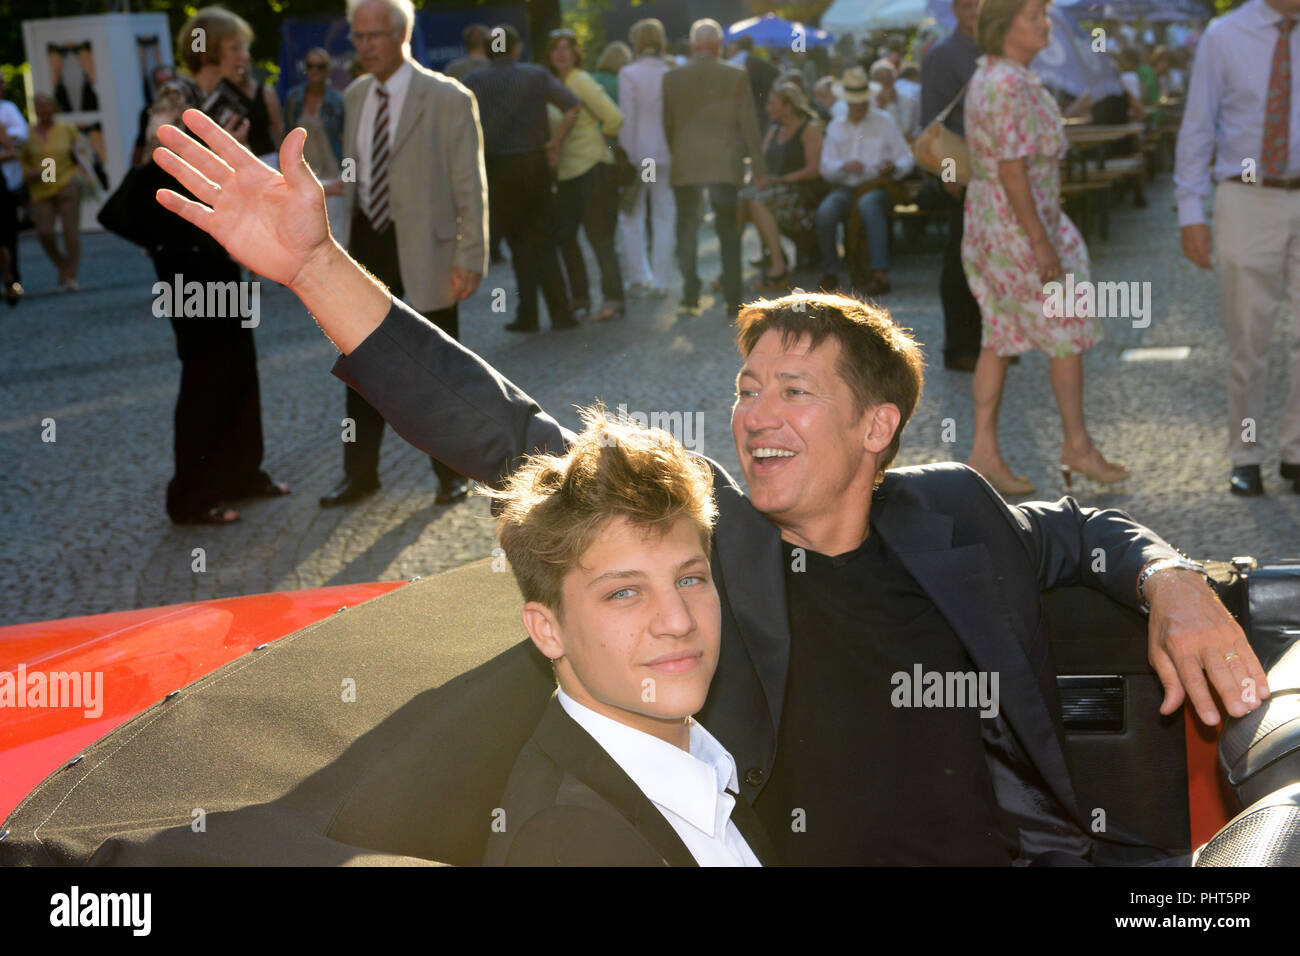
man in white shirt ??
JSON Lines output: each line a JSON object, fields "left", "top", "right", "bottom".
{"left": 320, "top": 0, "right": 486, "bottom": 509}
{"left": 870, "top": 58, "right": 919, "bottom": 141}
{"left": 1175, "top": 0, "right": 1300, "bottom": 497}
{"left": 483, "top": 409, "right": 772, "bottom": 866}
{"left": 815, "top": 66, "right": 914, "bottom": 296}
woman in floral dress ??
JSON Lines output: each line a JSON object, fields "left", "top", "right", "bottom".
{"left": 961, "top": 0, "right": 1129, "bottom": 495}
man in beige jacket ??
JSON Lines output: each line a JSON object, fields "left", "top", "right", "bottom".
{"left": 321, "top": 0, "right": 487, "bottom": 508}
{"left": 663, "top": 18, "right": 765, "bottom": 318}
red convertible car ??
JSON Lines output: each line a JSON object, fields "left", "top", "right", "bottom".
{"left": 1, "top": 555, "right": 1298, "bottom": 866}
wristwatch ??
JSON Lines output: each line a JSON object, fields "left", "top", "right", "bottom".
{"left": 1136, "top": 556, "right": 1211, "bottom": 614}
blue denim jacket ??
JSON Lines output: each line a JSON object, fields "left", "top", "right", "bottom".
{"left": 284, "top": 83, "right": 344, "bottom": 162}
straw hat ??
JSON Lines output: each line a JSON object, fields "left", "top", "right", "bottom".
{"left": 831, "top": 66, "right": 881, "bottom": 104}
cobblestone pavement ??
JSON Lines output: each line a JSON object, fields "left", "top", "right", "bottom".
{"left": 2, "top": 175, "right": 1297, "bottom": 625}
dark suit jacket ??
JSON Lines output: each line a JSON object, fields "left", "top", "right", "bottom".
{"left": 332, "top": 299, "right": 1184, "bottom": 862}
{"left": 484, "top": 696, "right": 778, "bottom": 865}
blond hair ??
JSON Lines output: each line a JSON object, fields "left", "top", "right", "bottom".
{"left": 490, "top": 406, "right": 717, "bottom": 616}
{"left": 178, "top": 7, "right": 253, "bottom": 75}
{"left": 629, "top": 18, "right": 668, "bottom": 56}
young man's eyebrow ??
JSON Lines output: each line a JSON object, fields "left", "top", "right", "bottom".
{"left": 586, "top": 555, "right": 709, "bottom": 589}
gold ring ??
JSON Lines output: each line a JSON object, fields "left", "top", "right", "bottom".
{"left": 1224, "top": 652, "right": 1240, "bottom": 663}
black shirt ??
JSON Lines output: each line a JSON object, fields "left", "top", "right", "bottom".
{"left": 755, "top": 533, "right": 1018, "bottom": 865}
{"left": 462, "top": 60, "right": 579, "bottom": 157}
{"left": 920, "top": 29, "right": 979, "bottom": 135}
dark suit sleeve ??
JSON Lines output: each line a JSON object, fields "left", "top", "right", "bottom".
{"left": 331, "top": 298, "right": 574, "bottom": 486}
{"left": 965, "top": 468, "right": 1183, "bottom": 611}
{"left": 498, "top": 806, "right": 666, "bottom": 866}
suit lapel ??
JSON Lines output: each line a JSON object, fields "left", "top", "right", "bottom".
{"left": 712, "top": 472, "right": 791, "bottom": 737}
{"left": 533, "top": 697, "right": 697, "bottom": 867}
{"left": 391, "top": 68, "right": 428, "bottom": 159}
{"left": 868, "top": 490, "right": 1082, "bottom": 822}
{"left": 728, "top": 787, "right": 779, "bottom": 865}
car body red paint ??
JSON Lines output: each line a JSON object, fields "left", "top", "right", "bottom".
{"left": 0, "top": 581, "right": 405, "bottom": 822}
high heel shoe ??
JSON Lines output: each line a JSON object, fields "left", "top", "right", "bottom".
{"left": 590, "top": 302, "right": 624, "bottom": 322}
{"left": 1060, "top": 456, "right": 1130, "bottom": 489}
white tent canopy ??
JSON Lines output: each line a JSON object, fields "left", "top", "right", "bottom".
{"left": 822, "top": 0, "right": 931, "bottom": 33}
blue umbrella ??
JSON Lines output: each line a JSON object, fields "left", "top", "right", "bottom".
{"left": 726, "top": 13, "right": 836, "bottom": 49}
{"left": 1056, "top": 0, "right": 1157, "bottom": 20}
{"left": 1032, "top": 4, "right": 1126, "bottom": 98}
{"left": 926, "top": 0, "right": 1124, "bottom": 99}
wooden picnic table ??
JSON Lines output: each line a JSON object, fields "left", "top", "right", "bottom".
{"left": 1064, "top": 122, "right": 1147, "bottom": 146}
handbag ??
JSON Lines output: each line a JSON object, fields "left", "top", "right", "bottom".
{"left": 913, "top": 82, "right": 972, "bottom": 186}
{"left": 98, "top": 160, "right": 226, "bottom": 259}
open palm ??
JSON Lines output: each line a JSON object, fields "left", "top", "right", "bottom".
{"left": 153, "top": 108, "right": 332, "bottom": 288}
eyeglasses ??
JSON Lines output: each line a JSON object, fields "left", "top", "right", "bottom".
{"left": 349, "top": 29, "right": 398, "bottom": 45}
{"left": 306, "top": 62, "right": 329, "bottom": 70}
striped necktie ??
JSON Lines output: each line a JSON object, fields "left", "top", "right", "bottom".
{"left": 369, "top": 83, "right": 391, "bottom": 232}
{"left": 1261, "top": 17, "right": 1296, "bottom": 178}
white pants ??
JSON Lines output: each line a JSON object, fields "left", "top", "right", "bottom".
{"left": 1213, "top": 181, "right": 1300, "bottom": 465}
{"left": 618, "top": 172, "right": 676, "bottom": 290}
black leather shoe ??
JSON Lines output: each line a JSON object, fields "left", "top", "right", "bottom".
{"left": 319, "top": 476, "right": 380, "bottom": 508}
{"left": 1282, "top": 462, "right": 1300, "bottom": 493}
{"left": 504, "top": 319, "right": 539, "bottom": 333}
{"left": 1229, "top": 465, "right": 1263, "bottom": 497}
{"left": 818, "top": 272, "right": 839, "bottom": 292}
{"left": 435, "top": 478, "right": 469, "bottom": 506}
{"left": 944, "top": 354, "right": 979, "bottom": 372}
{"left": 551, "top": 315, "right": 580, "bottom": 331}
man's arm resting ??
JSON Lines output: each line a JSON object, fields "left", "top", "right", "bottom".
{"left": 1003, "top": 487, "right": 1269, "bottom": 723}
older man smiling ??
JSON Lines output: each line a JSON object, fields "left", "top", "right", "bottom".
{"left": 151, "top": 99, "right": 1269, "bottom": 865}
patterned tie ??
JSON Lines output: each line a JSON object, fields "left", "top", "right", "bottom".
{"left": 369, "top": 83, "right": 391, "bottom": 232}
{"left": 1261, "top": 17, "right": 1296, "bottom": 178}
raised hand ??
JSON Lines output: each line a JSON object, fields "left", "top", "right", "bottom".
{"left": 153, "top": 108, "right": 333, "bottom": 289}
{"left": 153, "top": 107, "right": 390, "bottom": 356}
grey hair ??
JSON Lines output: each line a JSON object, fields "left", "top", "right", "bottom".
{"left": 690, "top": 18, "right": 723, "bottom": 47}
{"left": 869, "top": 58, "right": 897, "bottom": 79}
{"left": 346, "top": 0, "right": 414, "bottom": 43}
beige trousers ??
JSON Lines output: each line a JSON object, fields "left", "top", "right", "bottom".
{"left": 32, "top": 181, "right": 82, "bottom": 280}
{"left": 1213, "top": 181, "right": 1300, "bottom": 466}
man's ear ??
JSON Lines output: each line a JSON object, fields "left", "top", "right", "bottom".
{"left": 521, "top": 601, "right": 565, "bottom": 662}
{"left": 862, "top": 402, "right": 902, "bottom": 455}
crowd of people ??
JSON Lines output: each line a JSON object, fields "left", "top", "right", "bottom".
{"left": 0, "top": 0, "right": 1292, "bottom": 523}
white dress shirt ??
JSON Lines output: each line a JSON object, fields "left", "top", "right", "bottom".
{"left": 0, "top": 100, "right": 28, "bottom": 193}
{"left": 819, "top": 106, "right": 915, "bottom": 186}
{"left": 356, "top": 59, "right": 415, "bottom": 206}
{"left": 556, "top": 687, "right": 762, "bottom": 867}
{"left": 617, "top": 53, "right": 673, "bottom": 168}
{"left": 1174, "top": 0, "right": 1300, "bottom": 225}
{"left": 896, "top": 75, "right": 922, "bottom": 103}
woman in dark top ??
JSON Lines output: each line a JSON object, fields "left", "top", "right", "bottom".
{"left": 742, "top": 83, "right": 824, "bottom": 292}
{"left": 219, "top": 23, "right": 283, "bottom": 163}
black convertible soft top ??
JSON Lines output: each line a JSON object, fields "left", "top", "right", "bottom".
{"left": 0, "top": 558, "right": 555, "bottom": 866}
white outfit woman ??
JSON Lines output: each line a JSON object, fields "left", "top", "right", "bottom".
{"left": 617, "top": 52, "right": 676, "bottom": 294}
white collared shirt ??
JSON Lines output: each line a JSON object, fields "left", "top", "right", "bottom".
{"left": 1174, "top": 0, "right": 1300, "bottom": 224}
{"left": 556, "top": 687, "right": 762, "bottom": 867}
{"left": 819, "top": 106, "right": 915, "bottom": 186}
{"left": 356, "top": 59, "right": 415, "bottom": 201}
